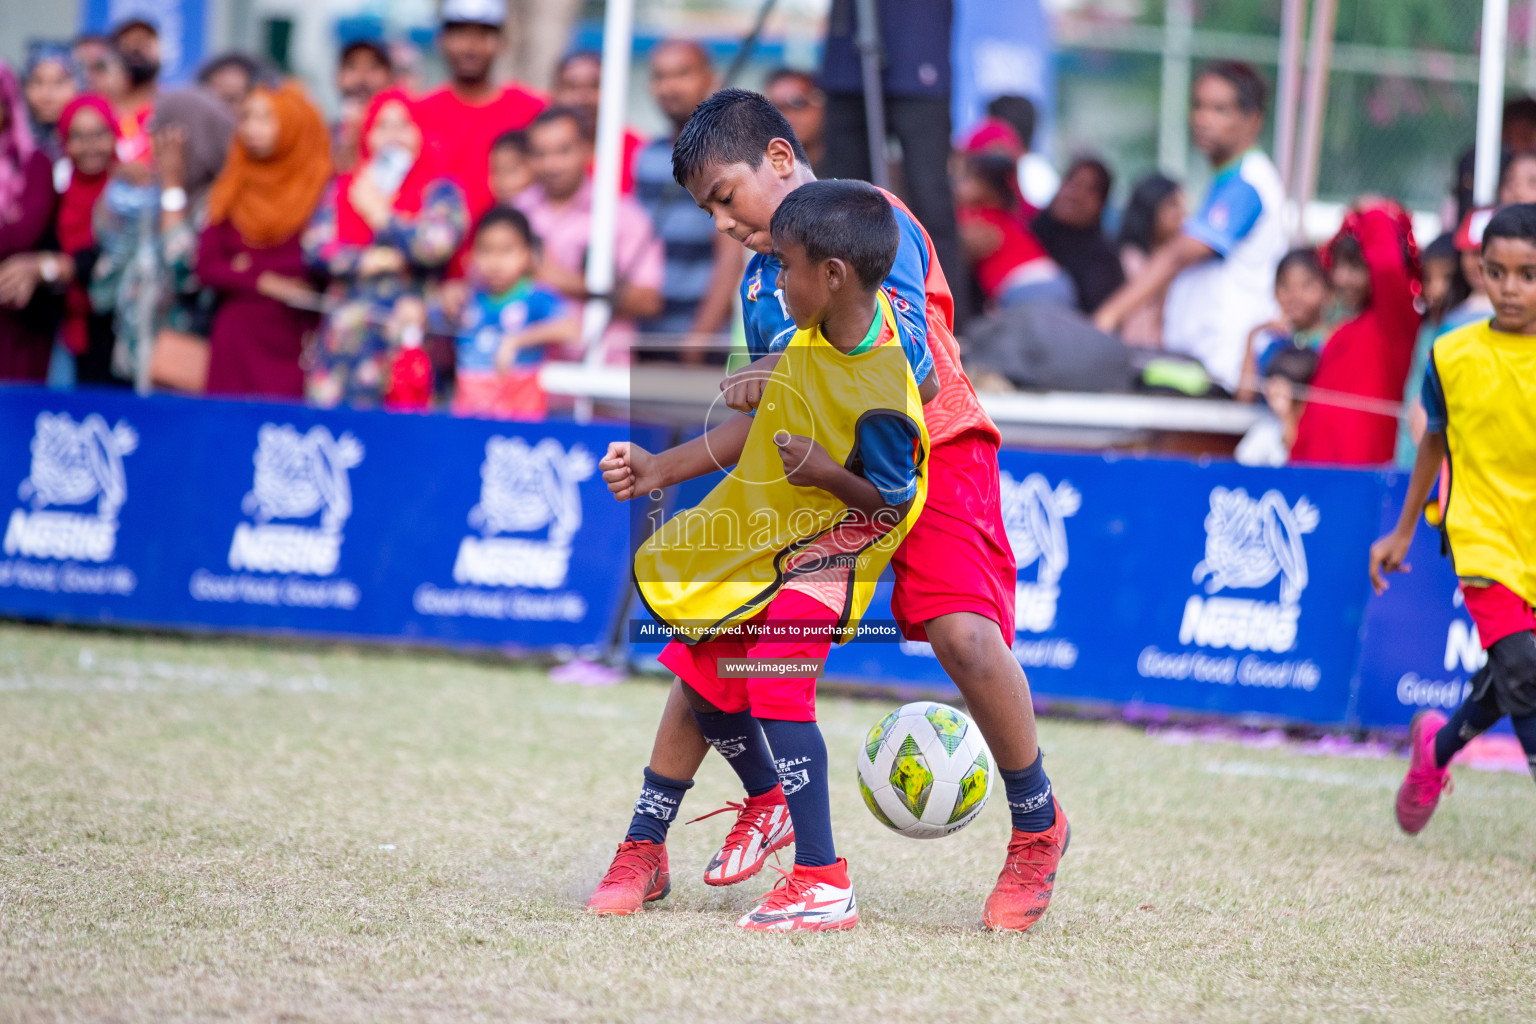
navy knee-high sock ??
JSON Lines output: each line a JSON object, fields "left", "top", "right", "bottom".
{"left": 1510, "top": 715, "right": 1536, "bottom": 784}
{"left": 1434, "top": 698, "right": 1502, "bottom": 767}
{"left": 625, "top": 767, "right": 694, "bottom": 845}
{"left": 757, "top": 718, "right": 836, "bottom": 867}
{"left": 691, "top": 709, "right": 780, "bottom": 797}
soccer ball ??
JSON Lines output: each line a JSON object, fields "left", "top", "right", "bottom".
{"left": 856, "top": 701, "right": 992, "bottom": 839}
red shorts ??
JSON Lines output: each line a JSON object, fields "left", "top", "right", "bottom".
{"left": 658, "top": 590, "right": 834, "bottom": 722}
{"left": 890, "top": 429, "right": 1016, "bottom": 643}
{"left": 1461, "top": 580, "right": 1536, "bottom": 648}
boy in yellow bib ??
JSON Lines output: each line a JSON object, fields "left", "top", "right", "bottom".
{"left": 1371, "top": 203, "right": 1536, "bottom": 833}
{"left": 592, "top": 181, "right": 927, "bottom": 930}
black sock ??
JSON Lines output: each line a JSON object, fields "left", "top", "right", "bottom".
{"left": 1511, "top": 715, "right": 1536, "bottom": 784}
{"left": 625, "top": 767, "right": 694, "bottom": 845}
{"left": 999, "top": 749, "right": 1056, "bottom": 832}
{"left": 1434, "top": 697, "right": 1502, "bottom": 768}
{"left": 691, "top": 708, "right": 780, "bottom": 797}
{"left": 757, "top": 718, "right": 836, "bottom": 867}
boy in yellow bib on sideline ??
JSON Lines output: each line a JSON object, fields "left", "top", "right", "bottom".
{"left": 590, "top": 180, "right": 928, "bottom": 930}
{"left": 1370, "top": 202, "right": 1536, "bottom": 833}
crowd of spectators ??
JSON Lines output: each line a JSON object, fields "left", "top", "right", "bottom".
{"left": 0, "top": 4, "right": 1524, "bottom": 468}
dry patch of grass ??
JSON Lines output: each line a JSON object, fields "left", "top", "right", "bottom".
{"left": 1, "top": 622, "right": 1533, "bottom": 1023}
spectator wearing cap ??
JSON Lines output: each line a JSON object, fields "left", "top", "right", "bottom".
{"left": 1095, "top": 62, "right": 1287, "bottom": 394}
{"left": 1031, "top": 156, "right": 1125, "bottom": 315}
{"left": 551, "top": 50, "right": 644, "bottom": 195}
{"left": 416, "top": 0, "right": 545, "bottom": 269}
{"left": 632, "top": 40, "right": 742, "bottom": 360}
{"left": 515, "top": 107, "right": 663, "bottom": 361}
{"left": 109, "top": 17, "right": 160, "bottom": 168}
{"left": 334, "top": 40, "right": 395, "bottom": 174}
{"left": 765, "top": 68, "right": 825, "bottom": 173}
{"left": 197, "top": 52, "right": 268, "bottom": 115}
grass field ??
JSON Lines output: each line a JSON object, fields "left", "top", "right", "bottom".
{"left": 3, "top": 621, "right": 1535, "bottom": 1024}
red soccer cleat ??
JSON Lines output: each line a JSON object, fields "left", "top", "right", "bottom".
{"left": 585, "top": 839, "right": 670, "bottom": 916}
{"left": 983, "top": 797, "right": 1069, "bottom": 932}
{"left": 1396, "top": 710, "right": 1452, "bottom": 834}
{"left": 737, "top": 858, "right": 858, "bottom": 932}
{"left": 690, "top": 784, "right": 795, "bottom": 887}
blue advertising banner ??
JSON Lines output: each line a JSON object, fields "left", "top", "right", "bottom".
{"left": 0, "top": 387, "right": 656, "bottom": 652}
{"left": 826, "top": 451, "right": 1388, "bottom": 726}
{"left": 950, "top": 0, "right": 1055, "bottom": 148}
{"left": 80, "top": 0, "right": 207, "bottom": 84}
{"left": 1353, "top": 479, "right": 1495, "bottom": 731}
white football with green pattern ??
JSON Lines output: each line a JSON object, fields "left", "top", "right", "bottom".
{"left": 855, "top": 701, "right": 993, "bottom": 839}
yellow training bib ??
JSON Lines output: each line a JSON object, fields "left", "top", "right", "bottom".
{"left": 1433, "top": 319, "right": 1536, "bottom": 606}
{"left": 635, "top": 293, "right": 928, "bottom": 644}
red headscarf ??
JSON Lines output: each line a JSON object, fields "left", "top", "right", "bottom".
{"left": 334, "top": 88, "right": 443, "bottom": 246}
{"left": 55, "top": 95, "right": 119, "bottom": 254}
{"left": 1321, "top": 199, "right": 1423, "bottom": 303}
{"left": 962, "top": 117, "right": 1025, "bottom": 161}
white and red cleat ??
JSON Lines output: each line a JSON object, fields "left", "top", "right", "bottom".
{"left": 737, "top": 858, "right": 858, "bottom": 932}
{"left": 690, "top": 784, "right": 795, "bottom": 887}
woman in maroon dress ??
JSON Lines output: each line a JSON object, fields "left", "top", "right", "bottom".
{"left": 0, "top": 60, "right": 60, "bottom": 381}
{"left": 199, "top": 80, "right": 331, "bottom": 398}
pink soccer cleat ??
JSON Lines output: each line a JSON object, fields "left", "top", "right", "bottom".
{"left": 1396, "top": 710, "right": 1452, "bottom": 834}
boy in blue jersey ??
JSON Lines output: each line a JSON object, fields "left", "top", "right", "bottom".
{"left": 589, "top": 91, "right": 1067, "bottom": 933}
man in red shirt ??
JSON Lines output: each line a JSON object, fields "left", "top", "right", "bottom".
{"left": 416, "top": 0, "right": 546, "bottom": 229}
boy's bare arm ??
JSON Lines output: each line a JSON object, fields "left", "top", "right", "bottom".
{"left": 599, "top": 413, "right": 752, "bottom": 502}
{"left": 1368, "top": 430, "right": 1447, "bottom": 594}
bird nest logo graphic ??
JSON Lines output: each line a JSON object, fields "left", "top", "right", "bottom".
{"left": 453, "top": 437, "right": 596, "bottom": 590}
{"left": 227, "top": 424, "right": 365, "bottom": 577}
{"left": 1179, "top": 487, "right": 1320, "bottom": 654}
{"left": 1193, "top": 487, "right": 1319, "bottom": 606}
{"left": 5, "top": 412, "right": 138, "bottom": 563}
{"left": 999, "top": 472, "right": 1079, "bottom": 633}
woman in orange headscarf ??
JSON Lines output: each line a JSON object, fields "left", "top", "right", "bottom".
{"left": 198, "top": 80, "right": 332, "bottom": 398}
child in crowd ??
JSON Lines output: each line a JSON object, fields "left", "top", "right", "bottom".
{"left": 429, "top": 206, "right": 576, "bottom": 419}
{"left": 595, "top": 180, "right": 928, "bottom": 931}
{"left": 1234, "top": 345, "right": 1319, "bottom": 467}
{"left": 1371, "top": 202, "right": 1536, "bottom": 828}
{"left": 1289, "top": 201, "right": 1421, "bottom": 465}
{"left": 954, "top": 152, "right": 1074, "bottom": 309}
{"left": 1396, "top": 232, "right": 1470, "bottom": 466}
{"left": 1237, "top": 248, "right": 1331, "bottom": 401}
{"left": 488, "top": 129, "right": 533, "bottom": 206}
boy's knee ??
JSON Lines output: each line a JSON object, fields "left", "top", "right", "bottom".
{"left": 928, "top": 613, "right": 1008, "bottom": 680}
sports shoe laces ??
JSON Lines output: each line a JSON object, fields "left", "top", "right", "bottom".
{"left": 1002, "top": 828, "right": 1058, "bottom": 878}
{"left": 599, "top": 841, "right": 659, "bottom": 885}
{"left": 1405, "top": 763, "right": 1452, "bottom": 805}
{"left": 687, "top": 801, "right": 775, "bottom": 850}
{"left": 754, "top": 863, "right": 817, "bottom": 910}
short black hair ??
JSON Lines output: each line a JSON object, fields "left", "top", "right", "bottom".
{"left": 340, "top": 39, "right": 392, "bottom": 70}
{"left": 1505, "top": 95, "right": 1536, "bottom": 127}
{"left": 770, "top": 179, "right": 898, "bottom": 289}
{"left": 1266, "top": 345, "right": 1319, "bottom": 387}
{"left": 1482, "top": 202, "right": 1536, "bottom": 251}
{"left": 765, "top": 67, "right": 814, "bottom": 91}
{"left": 985, "top": 94, "right": 1037, "bottom": 149}
{"left": 672, "top": 87, "right": 809, "bottom": 187}
{"left": 1276, "top": 247, "right": 1325, "bottom": 285}
{"left": 197, "top": 51, "right": 266, "bottom": 86}
{"left": 1065, "top": 156, "right": 1113, "bottom": 203}
{"left": 491, "top": 128, "right": 529, "bottom": 156}
{"left": 109, "top": 17, "right": 158, "bottom": 43}
{"left": 530, "top": 105, "right": 593, "bottom": 143}
{"left": 556, "top": 49, "right": 600, "bottom": 77}
{"left": 474, "top": 204, "right": 537, "bottom": 249}
{"left": 1198, "top": 61, "right": 1268, "bottom": 116}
